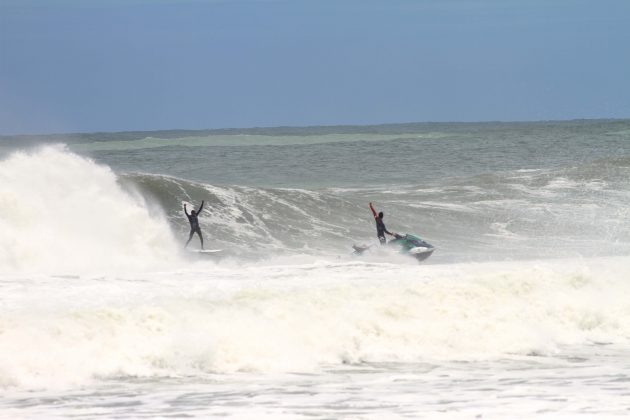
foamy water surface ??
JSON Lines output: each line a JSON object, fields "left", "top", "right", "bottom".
{"left": 2, "top": 122, "right": 630, "bottom": 418}
{"left": 2, "top": 258, "right": 630, "bottom": 418}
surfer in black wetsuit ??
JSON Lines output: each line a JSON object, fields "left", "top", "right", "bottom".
{"left": 184, "top": 201, "right": 205, "bottom": 249}
{"left": 369, "top": 202, "right": 397, "bottom": 245}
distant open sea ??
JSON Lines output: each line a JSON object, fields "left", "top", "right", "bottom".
{"left": 2, "top": 120, "right": 630, "bottom": 418}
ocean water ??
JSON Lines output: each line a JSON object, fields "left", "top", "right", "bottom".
{"left": 1, "top": 120, "right": 630, "bottom": 418}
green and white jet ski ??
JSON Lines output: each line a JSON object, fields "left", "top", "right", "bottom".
{"left": 352, "top": 233, "right": 435, "bottom": 262}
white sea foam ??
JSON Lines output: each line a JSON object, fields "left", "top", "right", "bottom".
{"left": 2, "top": 256, "right": 630, "bottom": 390}
{"left": 0, "top": 146, "right": 180, "bottom": 274}
{"left": 408, "top": 201, "right": 477, "bottom": 213}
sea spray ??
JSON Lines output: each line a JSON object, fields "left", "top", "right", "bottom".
{"left": 0, "top": 146, "right": 180, "bottom": 273}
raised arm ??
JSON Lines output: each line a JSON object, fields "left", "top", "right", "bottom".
{"left": 369, "top": 202, "right": 377, "bottom": 218}
{"left": 183, "top": 203, "right": 189, "bottom": 216}
{"left": 197, "top": 200, "right": 205, "bottom": 214}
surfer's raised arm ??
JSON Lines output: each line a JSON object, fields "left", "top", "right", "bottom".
{"left": 369, "top": 202, "right": 378, "bottom": 218}
{"left": 183, "top": 203, "right": 189, "bottom": 216}
{"left": 197, "top": 200, "right": 205, "bottom": 214}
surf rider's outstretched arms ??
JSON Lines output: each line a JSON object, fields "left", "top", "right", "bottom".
{"left": 183, "top": 201, "right": 204, "bottom": 249}
{"left": 369, "top": 202, "right": 377, "bottom": 218}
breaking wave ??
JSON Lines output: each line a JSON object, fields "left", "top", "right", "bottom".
{"left": 0, "top": 146, "right": 180, "bottom": 273}
{"left": 3, "top": 146, "right": 630, "bottom": 273}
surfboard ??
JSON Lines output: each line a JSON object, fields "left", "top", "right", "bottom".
{"left": 196, "top": 249, "right": 223, "bottom": 254}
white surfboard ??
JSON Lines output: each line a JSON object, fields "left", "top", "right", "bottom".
{"left": 196, "top": 249, "right": 223, "bottom": 254}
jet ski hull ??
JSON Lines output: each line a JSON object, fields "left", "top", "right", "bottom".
{"left": 352, "top": 234, "right": 435, "bottom": 262}
{"left": 388, "top": 234, "right": 435, "bottom": 262}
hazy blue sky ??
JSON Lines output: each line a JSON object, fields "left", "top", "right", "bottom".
{"left": 1, "top": 0, "right": 629, "bottom": 134}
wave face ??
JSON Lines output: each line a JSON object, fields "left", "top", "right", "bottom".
{"left": 124, "top": 173, "right": 362, "bottom": 257}
{"left": 0, "top": 146, "right": 180, "bottom": 273}
{"left": 2, "top": 145, "right": 629, "bottom": 269}
{"left": 124, "top": 156, "right": 630, "bottom": 261}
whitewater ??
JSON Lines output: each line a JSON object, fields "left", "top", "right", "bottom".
{"left": 2, "top": 120, "right": 630, "bottom": 418}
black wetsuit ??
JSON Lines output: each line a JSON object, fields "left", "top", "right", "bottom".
{"left": 376, "top": 217, "right": 388, "bottom": 245}
{"left": 185, "top": 201, "right": 204, "bottom": 249}
{"left": 370, "top": 203, "right": 392, "bottom": 245}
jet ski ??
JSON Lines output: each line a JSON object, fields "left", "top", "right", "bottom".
{"left": 352, "top": 233, "right": 435, "bottom": 262}
{"left": 387, "top": 234, "right": 435, "bottom": 262}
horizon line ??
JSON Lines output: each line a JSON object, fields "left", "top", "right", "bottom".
{"left": 2, "top": 117, "right": 629, "bottom": 139}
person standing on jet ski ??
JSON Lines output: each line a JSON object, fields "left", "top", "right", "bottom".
{"left": 369, "top": 202, "right": 398, "bottom": 245}
{"left": 184, "top": 200, "right": 205, "bottom": 249}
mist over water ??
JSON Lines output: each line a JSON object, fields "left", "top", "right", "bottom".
{"left": 2, "top": 120, "right": 630, "bottom": 418}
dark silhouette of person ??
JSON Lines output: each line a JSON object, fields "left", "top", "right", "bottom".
{"left": 369, "top": 202, "right": 397, "bottom": 245}
{"left": 184, "top": 201, "right": 205, "bottom": 249}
